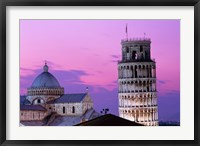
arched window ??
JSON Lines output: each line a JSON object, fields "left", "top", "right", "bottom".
{"left": 141, "top": 53, "right": 144, "bottom": 60}
{"left": 145, "top": 51, "right": 148, "bottom": 60}
{"left": 132, "top": 51, "right": 136, "bottom": 60}
{"left": 72, "top": 106, "right": 75, "bottom": 113}
{"left": 147, "top": 86, "right": 149, "bottom": 92}
{"left": 126, "top": 47, "right": 129, "bottom": 53}
{"left": 135, "top": 66, "right": 138, "bottom": 78}
{"left": 140, "top": 45, "right": 143, "bottom": 52}
{"left": 63, "top": 107, "right": 65, "bottom": 114}
{"left": 38, "top": 99, "right": 41, "bottom": 104}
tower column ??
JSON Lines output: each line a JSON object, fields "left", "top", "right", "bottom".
{"left": 149, "top": 66, "right": 151, "bottom": 77}
{"left": 156, "top": 110, "right": 158, "bottom": 120}
{"left": 129, "top": 68, "right": 131, "bottom": 78}
{"left": 141, "top": 68, "right": 143, "bottom": 77}
{"left": 138, "top": 110, "right": 140, "bottom": 121}
{"left": 134, "top": 110, "right": 137, "bottom": 122}
{"left": 126, "top": 68, "right": 128, "bottom": 78}
{"left": 143, "top": 109, "right": 145, "bottom": 121}
{"left": 153, "top": 109, "right": 155, "bottom": 121}
{"left": 155, "top": 109, "right": 157, "bottom": 120}
{"left": 144, "top": 66, "right": 147, "bottom": 77}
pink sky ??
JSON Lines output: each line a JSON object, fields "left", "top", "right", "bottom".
{"left": 20, "top": 20, "right": 180, "bottom": 121}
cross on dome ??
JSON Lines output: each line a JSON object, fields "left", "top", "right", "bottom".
{"left": 43, "top": 61, "right": 49, "bottom": 72}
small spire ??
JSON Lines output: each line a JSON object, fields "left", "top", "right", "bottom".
{"left": 43, "top": 61, "right": 49, "bottom": 72}
{"left": 86, "top": 87, "right": 89, "bottom": 93}
{"left": 126, "top": 24, "right": 128, "bottom": 40}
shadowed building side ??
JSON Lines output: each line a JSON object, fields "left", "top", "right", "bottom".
{"left": 76, "top": 114, "right": 144, "bottom": 126}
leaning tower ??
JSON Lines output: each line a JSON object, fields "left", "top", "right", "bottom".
{"left": 118, "top": 37, "right": 158, "bottom": 126}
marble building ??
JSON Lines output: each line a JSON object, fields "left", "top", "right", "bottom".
{"left": 118, "top": 37, "right": 159, "bottom": 126}
{"left": 20, "top": 63, "right": 99, "bottom": 126}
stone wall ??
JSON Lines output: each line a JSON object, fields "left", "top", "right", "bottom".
{"left": 54, "top": 103, "right": 83, "bottom": 116}
{"left": 26, "top": 95, "right": 61, "bottom": 105}
{"left": 20, "top": 110, "right": 48, "bottom": 121}
{"left": 52, "top": 94, "right": 94, "bottom": 116}
{"left": 82, "top": 94, "right": 93, "bottom": 113}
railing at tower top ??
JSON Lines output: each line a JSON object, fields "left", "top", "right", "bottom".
{"left": 117, "top": 59, "right": 155, "bottom": 63}
{"left": 121, "top": 38, "right": 151, "bottom": 42}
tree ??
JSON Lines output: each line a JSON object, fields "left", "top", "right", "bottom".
{"left": 100, "top": 108, "right": 109, "bottom": 115}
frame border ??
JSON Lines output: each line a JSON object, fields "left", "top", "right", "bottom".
{"left": 0, "top": 0, "right": 199, "bottom": 146}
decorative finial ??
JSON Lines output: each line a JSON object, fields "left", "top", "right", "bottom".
{"left": 43, "top": 60, "right": 49, "bottom": 72}
{"left": 86, "top": 87, "right": 89, "bottom": 93}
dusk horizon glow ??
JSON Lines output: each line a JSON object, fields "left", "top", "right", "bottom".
{"left": 20, "top": 20, "right": 180, "bottom": 122}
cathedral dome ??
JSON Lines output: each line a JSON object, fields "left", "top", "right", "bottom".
{"left": 31, "top": 63, "right": 61, "bottom": 88}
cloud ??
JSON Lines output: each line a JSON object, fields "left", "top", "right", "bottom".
{"left": 32, "top": 61, "right": 63, "bottom": 70}
{"left": 111, "top": 55, "right": 120, "bottom": 59}
{"left": 157, "top": 80, "right": 166, "bottom": 84}
{"left": 20, "top": 67, "right": 36, "bottom": 77}
{"left": 95, "top": 70, "right": 103, "bottom": 74}
{"left": 165, "top": 90, "right": 180, "bottom": 96}
{"left": 106, "top": 80, "right": 118, "bottom": 87}
{"left": 110, "top": 55, "right": 121, "bottom": 63}
{"left": 20, "top": 67, "right": 33, "bottom": 71}
{"left": 111, "top": 60, "right": 119, "bottom": 63}
{"left": 20, "top": 68, "right": 91, "bottom": 94}
{"left": 46, "top": 69, "right": 90, "bottom": 85}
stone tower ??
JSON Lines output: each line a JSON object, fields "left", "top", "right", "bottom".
{"left": 118, "top": 37, "right": 158, "bottom": 126}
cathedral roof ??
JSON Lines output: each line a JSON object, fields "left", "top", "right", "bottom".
{"left": 31, "top": 63, "right": 61, "bottom": 88}
{"left": 20, "top": 105, "right": 47, "bottom": 111}
{"left": 47, "top": 93, "right": 87, "bottom": 104}
{"left": 20, "top": 95, "right": 26, "bottom": 104}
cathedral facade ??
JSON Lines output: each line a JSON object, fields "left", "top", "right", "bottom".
{"left": 118, "top": 37, "right": 158, "bottom": 126}
{"left": 20, "top": 63, "right": 97, "bottom": 125}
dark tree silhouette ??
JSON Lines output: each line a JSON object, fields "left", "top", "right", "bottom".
{"left": 100, "top": 108, "right": 109, "bottom": 115}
